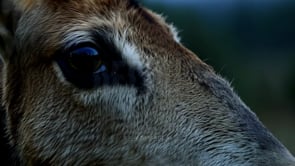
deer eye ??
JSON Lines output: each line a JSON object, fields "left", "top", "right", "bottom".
{"left": 67, "top": 46, "right": 106, "bottom": 73}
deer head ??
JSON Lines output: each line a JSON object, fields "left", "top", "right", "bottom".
{"left": 0, "top": 0, "right": 294, "bottom": 165}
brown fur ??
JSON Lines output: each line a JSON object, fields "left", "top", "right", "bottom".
{"left": 0, "top": 0, "right": 295, "bottom": 165}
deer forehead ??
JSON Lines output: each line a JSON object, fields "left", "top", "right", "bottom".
{"left": 15, "top": 0, "right": 180, "bottom": 67}
{"left": 14, "top": 0, "right": 137, "bottom": 11}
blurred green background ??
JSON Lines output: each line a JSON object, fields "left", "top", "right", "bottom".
{"left": 143, "top": 0, "right": 295, "bottom": 154}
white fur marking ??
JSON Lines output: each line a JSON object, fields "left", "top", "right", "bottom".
{"left": 113, "top": 31, "right": 143, "bottom": 70}
{"left": 62, "top": 30, "right": 94, "bottom": 49}
{"left": 52, "top": 62, "right": 71, "bottom": 87}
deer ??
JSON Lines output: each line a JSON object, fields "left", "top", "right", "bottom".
{"left": 0, "top": 0, "right": 294, "bottom": 165}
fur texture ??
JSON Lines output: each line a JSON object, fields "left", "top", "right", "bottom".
{"left": 0, "top": 0, "right": 295, "bottom": 165}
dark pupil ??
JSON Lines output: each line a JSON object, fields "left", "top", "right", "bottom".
{"left": 68, "top": 47, "right": 102, "bottom": 72}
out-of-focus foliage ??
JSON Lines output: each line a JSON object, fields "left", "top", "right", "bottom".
{"left": 143, "top": 0, "right": 295, "bottom": 154}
